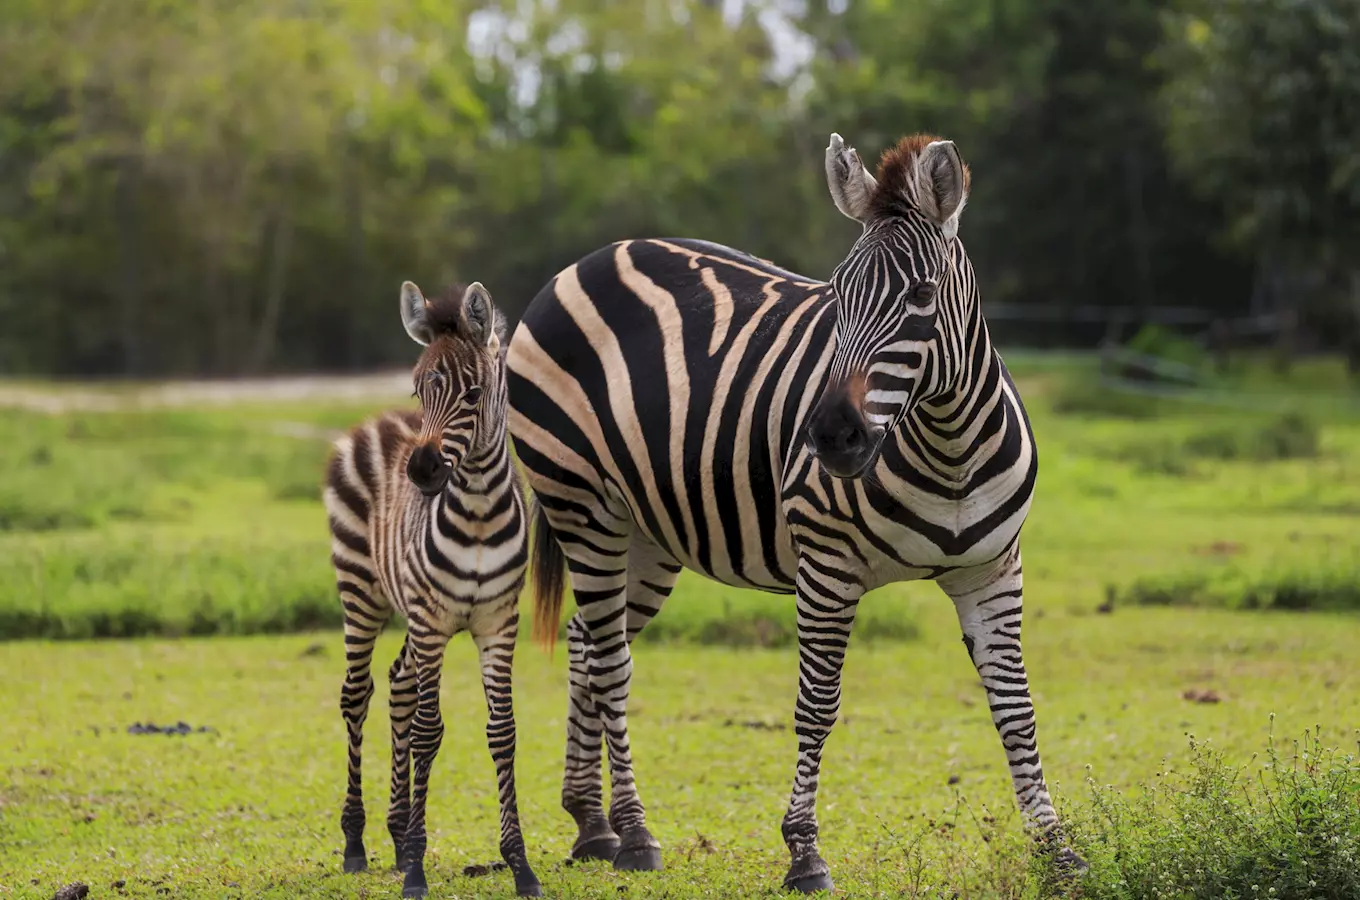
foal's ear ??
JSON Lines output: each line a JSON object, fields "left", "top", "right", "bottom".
{"left": 462, "top": 282, "right": 500, "bottom": 350}
{"left": 400, "top": 281, "right": 434, "bottom": 346}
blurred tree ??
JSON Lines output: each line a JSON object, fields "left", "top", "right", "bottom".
{"left": 0, "top": 0, "right": 1324, "bottom": 377}
{"left": 0, "top": 0, "right": 486, "bottom": 375}
{"left": 1162, "top": 0, "right": 1360, "bottom": 369}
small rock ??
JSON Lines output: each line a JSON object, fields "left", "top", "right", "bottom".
{"left": 299, "top": 643, "right": 327, "bottom": 658}
{"left": 53, "top": 884, "right": 89, "bottom": 900}
{"left": 112, "top": 880, "right": 127, "bottom": 889}
{"left": 1181, "top": 688, "right": 1222, "bottom": 704}
{"left": 1096, "top": 587, "right": 1116, "bottom": 614}
{"left": 947, "top": 774, "right": 961, "bottom": 786}
{"left": 462, "top": 862, "right": 507, "bottom": 878}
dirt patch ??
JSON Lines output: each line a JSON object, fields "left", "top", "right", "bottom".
{"left": 0, "top": 372, "right": 410, "bottom": 414}
{"left": 1192, "top": 541, "right": 1244, "bottom": 557}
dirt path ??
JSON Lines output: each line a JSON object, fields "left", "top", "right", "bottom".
{"left": 0, "top": 372, "right": 411, "bottom": 413}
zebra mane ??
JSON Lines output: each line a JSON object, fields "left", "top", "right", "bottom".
{"left": 422, "top": 283, "right": 508, "bottom": 346}
{"left": 870, "top": 133, "right": 972, "bottom": 220}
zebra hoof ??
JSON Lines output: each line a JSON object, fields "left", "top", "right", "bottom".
{"left": 342, "top": 855, "right": 368, "bottom": 874}
{"left": 784, "top": 872, "right": 835, "bottom": 894}
{"left": 572, "top": 834, "right": 621, "bottom": 863}
{"left": 613, "top": 845, "right": 663, "bottom": 872}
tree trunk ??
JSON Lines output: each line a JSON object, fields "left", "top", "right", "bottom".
{"left": 114, "top": 158, "right": 144, "bottom": 376}
{"left": 246, "top": 203, "right": 293, "bottom": 374}
{"left": 1348, "top": 269, "right": 1360, "bottom": 379}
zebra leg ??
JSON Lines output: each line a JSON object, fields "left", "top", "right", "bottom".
{"left": 564, "top": 546, "right": 663, "bottom": 873}
{"left": 400, "top": 625, "right": 452, "bottom": 899}
{"left": 561, "top": 612, "right": 617, "bottom": 861}
{"left": 562, "top": 546, "right": 679, "bottom": 863}
{"left": 780, "top": 560, "right": 862, "bottom": 894}
{"left": 938, "top": 546, "right": 1087, "bottom": 874}
{"left": 473, "top": 614, "right": 542, "bottom": 898}
{"left": 338, "top": 580, "right": 390, "bottom": 874}
{"left": 387, "top": 635, "right": 417, "bottom": 871}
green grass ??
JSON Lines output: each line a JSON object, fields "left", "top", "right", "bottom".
{"left": 1, "top": 605, "right": 1358, "bottom": 899}
{"left": 2, "top": 359, "right": 1360, "bottom": 640}
{"left": 3, "top": 359, "right": 1360, "bottom": 896}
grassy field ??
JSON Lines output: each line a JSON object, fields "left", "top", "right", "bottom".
{"left": 2, "top": 612, "right": 1357, "bottom": 899}
{"left": 2, "top": 358, "right": 1359, "bottom": 897}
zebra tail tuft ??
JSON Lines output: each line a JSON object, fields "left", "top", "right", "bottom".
{"left": 529, "top": 501, "right": 566, "bottom": 653}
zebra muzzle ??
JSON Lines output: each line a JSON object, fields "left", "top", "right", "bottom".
{"left": 805, "top": 392, "right": 883, "bottom": 479}
{"left": 406, "top": 443, "right": 451, "bottom": 496}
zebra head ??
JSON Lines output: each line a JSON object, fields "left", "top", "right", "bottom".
{"left": 805, "top": 132, "right": 971, "bottom": 479}
{"left": 399, "top": 279, "right": 507, "bottom": 496}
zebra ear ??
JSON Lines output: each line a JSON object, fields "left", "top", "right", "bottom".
{"left": 914, "top": 140, "right": 969, "bottom": 240}
{"left": 400, "top": 281, "right": 433, "bottom": 346}
{"left": 825, "top": 132, "right": 878, "bottom": 223}
{"left": 462, "top": 282, "right": 499, "bottom": 349}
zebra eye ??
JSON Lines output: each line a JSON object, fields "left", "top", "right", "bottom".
{"left": 909, "top": 282, "right": 937, "bottom": 302}
{"left": 425, "top": 371, "right": 446, "bottom": 390}
{"left": 464, "top": 386, "right": 483, "bottom": 406}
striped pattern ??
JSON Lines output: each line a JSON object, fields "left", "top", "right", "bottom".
{"left": 507, "top": 135, "right": 1084, "bottom": 890}
{"left": 324, "top": 282, "right": 541, "bottom": 898}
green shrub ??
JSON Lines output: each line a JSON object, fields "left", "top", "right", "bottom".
{"left": 1124, "top": 323, "right": 1208, "bottom": 373}
{"left": 634, "top": 595, "right": 919, "bottom": 648}
{"left": 1065, "top": 725, "right": 1360, "bottom": 900}
{"left": 1105, "top": 412, "right": 1323, "bottom": 476}
{"left": 1114, "top": 564, "right": 1360, "bottom": 612}
{"left": 1051, "top": 379, "right": 1163, "bottom": 419}
{"left": 1184, "top": 412, "right": 1321, "bottom": 462}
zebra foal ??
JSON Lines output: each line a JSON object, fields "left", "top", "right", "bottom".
{"left": 508, "top": 132, "right": 1086, "bottom": 891}
{"left": 324, "top": 280, "right": 540, "bottom": 898}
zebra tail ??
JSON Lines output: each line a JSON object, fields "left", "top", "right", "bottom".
{"left": 529, "top": 501, "right": 566, "bottom": 652}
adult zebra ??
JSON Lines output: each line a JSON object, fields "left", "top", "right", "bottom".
{"left": 507, "top": 133, "right": 1086, "bottom": 892}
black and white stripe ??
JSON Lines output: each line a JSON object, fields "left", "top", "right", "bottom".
{"left": 507, "top": 133, "right": 1085, "bottom": 891}
{"left": 324, "top": 280, "right": 541, "bottom": 899}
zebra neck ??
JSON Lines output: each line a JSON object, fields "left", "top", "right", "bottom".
{"left": 446, "top": 434, "right": 512, "bottom": 503}
{"left": 894, "top": 324, "right": 1007, "bottom": 483}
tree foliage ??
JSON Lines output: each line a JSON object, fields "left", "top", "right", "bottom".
{"left": 0, "top": 0, "right": 1350, "bottom": 376}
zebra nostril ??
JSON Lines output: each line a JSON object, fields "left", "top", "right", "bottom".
{"left": 843, "top": 427, "right": 864, "bottom": 450}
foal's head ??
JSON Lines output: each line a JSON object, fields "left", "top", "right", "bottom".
{"left": 398, "top": 280, "right": 507, "bottom": 496}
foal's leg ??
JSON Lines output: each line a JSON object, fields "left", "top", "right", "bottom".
{"left": 399, "top": 625, "right": 452, "bottom": 899}
{"left": 473, "top": 603, "right": 542, "bottom": 897}
{"left": 938, "top": 544, "right": 1086, "bottom": 872}
{"left": 387, "top": 635, "right": 417, "bottom": 871}
{"left": 337, "top": 574, "right": 390, "bottom": 874}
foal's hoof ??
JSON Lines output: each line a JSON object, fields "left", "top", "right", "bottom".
{"left": 784, "top": 872, "right": 834, "bottom": 894}
{"left": 402, "top": 862, "right": 428, "bottom": 899}
{"left": 514, "top": 871, "right": 544, "bottom": 898}
{"left": 572, "top": 833, "right": 621, "bottom": 863}
{"left": 783, "top": 852, "right": 833, "bottom": 894}
{"left": 1054, "top": 846, "right": 1089, "bottom": 875}
{"left": 613, "top": 845, "right": 663, "bottom": 872}
{"left": 342, "top": 839, "right": 368, "bottom": 874}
